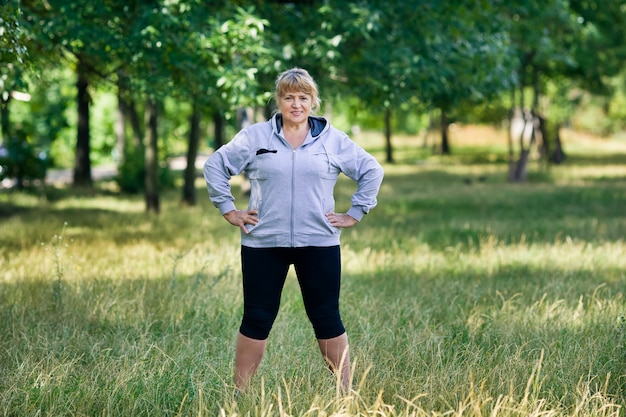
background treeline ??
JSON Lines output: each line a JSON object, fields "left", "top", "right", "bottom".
{"left": 2, "top": 0, "right": 626, "bottom": 210}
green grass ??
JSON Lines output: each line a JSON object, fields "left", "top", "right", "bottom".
{"left": 1, "top": 126, "right": 626, "bottom": 416}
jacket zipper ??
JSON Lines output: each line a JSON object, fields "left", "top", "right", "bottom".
{"left": 290, "top": 149, "right": 296, "bottom": 246}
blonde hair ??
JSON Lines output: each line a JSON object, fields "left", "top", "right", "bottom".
{"left": 274, "top": 68, "right": 321, "bottom": 113}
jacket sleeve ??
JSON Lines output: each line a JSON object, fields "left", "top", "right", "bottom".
{"left": 335, "top": 134, "right": 384, "bottom": 221}
{"left": 203, "top": 131, "right": 253, "bottom": 215}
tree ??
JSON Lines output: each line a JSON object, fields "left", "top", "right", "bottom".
{"left": 500, "top": 0, "right": 626, "bottom": 180}
{"left": 21, "top": 0, "right": 133, "bottom": 187}
{"left": 425, "top": 1, "right": 515, "bottom": 155}
{"left": 227, "top": 0, "right": 356, "bottom": 110}
{"left": 1, "top": 1, "right": 28, "bottom": 144}
{"left": 150, "top": 3, "right": 270, "bottom": 206}
{"left": 568, "top": 0, "right": 626, "bottom": 95}
{"left": 337, "top": 0, "right": 515, "bottom": 162}
{"left": 566, "top": 0, "right": 626, "bottom": 138}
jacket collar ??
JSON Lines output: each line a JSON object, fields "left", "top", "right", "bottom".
{"left": 274, "top": 113, "right": 327, "bottom": 138}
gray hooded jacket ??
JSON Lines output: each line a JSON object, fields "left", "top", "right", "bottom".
{"left": 204, "top": 113, "right": 384, "bottom": 248}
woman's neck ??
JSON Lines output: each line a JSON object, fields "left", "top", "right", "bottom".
{"left": 282, "top": 119, "right": 309, "bottom": 149}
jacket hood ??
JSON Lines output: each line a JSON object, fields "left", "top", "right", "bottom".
{"left": 272, "top": 113, "right": 329, "bottom": 138}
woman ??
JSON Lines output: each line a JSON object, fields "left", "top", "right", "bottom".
{"left": 204, "top": 68, "right": 384, "bottom": 392}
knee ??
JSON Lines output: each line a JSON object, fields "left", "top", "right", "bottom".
{"left": 306, "top": 306, "right": 345, "bottom": 340}
{"left": 240, "top": 305, "right": 278, "bottom": 340}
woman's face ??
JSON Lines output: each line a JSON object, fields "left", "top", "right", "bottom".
{"left": 278, "top": 90, "right": 312, "bottom": 126}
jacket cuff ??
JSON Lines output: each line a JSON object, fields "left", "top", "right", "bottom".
{"left": 347, "top": 206, "right": 365, "bottom": 222}
{"left": 218, "top": 201, "right": 237, "bottom": 215}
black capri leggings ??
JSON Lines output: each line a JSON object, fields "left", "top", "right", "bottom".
{"left": 239, "top": 245, "right": 345, "bottom": 340}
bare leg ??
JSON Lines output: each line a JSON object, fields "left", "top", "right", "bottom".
{"left": 317, "top": 332, "right": 351, "bottom": 391}
{"left": 234, "top": 332, "right": 266, "bottom": 391}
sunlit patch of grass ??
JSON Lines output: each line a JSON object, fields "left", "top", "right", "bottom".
{"left": 550, "top": 164, "right": 626, "bottom": 183}
{"left": 52, "top": 195, "right": 145, "bottom": 213}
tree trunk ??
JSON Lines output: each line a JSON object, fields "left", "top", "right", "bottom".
{"left": 127, "top": 98, "right": 143, "bottom": 149}
{"left": 73, "top": 61, "right": 92, "bottom": 187}
{"left": 509, "top": 108, "right": 524, "bottom": 164}
{"left": 1, "top": 95, "right": 10, "bottom": 145}
{"left": 550, "top": 123, "right": 566, "bottom": 164}
{"left": 507, "top": 87, "right": 516, "bottom": 163}
{"left": 115, "top": 90, "right": 127, "bottom": 167}
{"left": 532, "top": 111, "right": 549, "bottom": 160}
{"left": 384, "top": 107, "right": 393, "bottom": 163}
{"left": 509, "top": 83, "right": 530, "bottom": 182}
{"left": 213, "top": 110, "right": 225, "bottom": 149}
{"left": 144, "top": 97, "right": 159, "bottom": 213}
{"left": 263, "top": 102, "right": 273, "bottom": 121}
{"left": 182, "top": 99, "right": 201, "bottom": 205}
{"left": 440, "top": 110, "right": 450, "bottom": 155}
{"left": 508, "top": 149, "right": 530, "bottom": 182}
{"left": 238, "top": 107, "right": 254, "bottom": 129}
{"left": 531, "top": 68, "right": 550, "bottom": 160}
{"left": 421, "top": 112, "right": 432, "bottom": 149}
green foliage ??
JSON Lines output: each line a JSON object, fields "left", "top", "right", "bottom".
{"left": 115, "top": 146, "right": 145, "bottom": 193}
{"left": 89, "top": 92, "right": 116, "bottom": 164}
{"left": 606, "top": 72, "right": 626, "bottom": 133}
{"left": 571, "top": 95, "right": 616, "bottom": 136}
{"left": 336, "top": 1, "right": 516, "bottom": 114}
{"left": 8, "top": 69, "right": 74, "bottom": 167}
{"left": 0, "top": 133, "right": 47, "bottom": 187}
{"left": 333, "top": 96, "right": 429, "bottom": 134}
{"left": 0, "top": 0, "right": 29, "bottom": 67}
{"left": 4, "top": 0, "right": 626, "bottom": 192}
{"left": 451, "top": 99, "right": 511, "bottom": 126}
{"left": 568, "top": 0, "right": 626, "bottom": 94}
{"left": 115, "top": 145, "right": 176, "bottom": 194}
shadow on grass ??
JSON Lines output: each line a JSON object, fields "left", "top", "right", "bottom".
{"left": 0, "top": 202, "right": 155, "bottom": 254}
{"left": 352, "top": 167, "right": 626, "bottom": 248}
{"left": 0, "top": 202, "right": 35, "bottom": 219}
{"left": 565, "top": 153, "right": 626, "bottom": 166}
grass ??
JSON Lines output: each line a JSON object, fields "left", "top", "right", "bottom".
{"left": 1, "top": 125, "right": 626, "bottom": 416}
